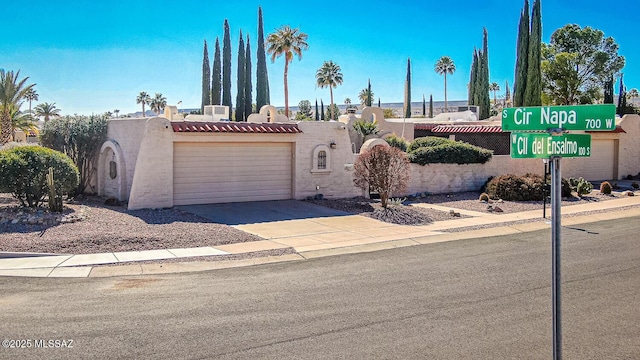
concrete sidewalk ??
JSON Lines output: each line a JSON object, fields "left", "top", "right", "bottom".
{"left": 2, "top": 195, "right": 640, "bottom": 278}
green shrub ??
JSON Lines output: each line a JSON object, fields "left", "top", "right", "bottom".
{"left": 600, "top": 181, "right": 612, "bottom": 194}
{"left": 384, "top": 134, "right": 408, "bottom": 152}
{"left": 486, "top": 173, "right": 571, "bottom": 201}
{"left": 0, "top": 145, "right": 79, "bottom": 208}
{"left": 408, "top": 142, "right": 493, "bottom": 165}
{"left": 352, "top": 120, "right": 379, "bottom": 137}
{"left": 632, "top": 182, "right": 639, "bottom": 189}
{"left": 407, "top": 136, "right": 450, "bottom": 153}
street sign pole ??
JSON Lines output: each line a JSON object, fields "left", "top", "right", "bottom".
{"left": 550, "top": 155, "right": 562, "bottom": 360}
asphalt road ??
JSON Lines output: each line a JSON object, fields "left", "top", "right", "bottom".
{"left": 1, "top": 217, "right": 639, "bottom": 360}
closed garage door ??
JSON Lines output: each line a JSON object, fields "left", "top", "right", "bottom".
{"left": 587, "top": 140, "right": 616, "bottom": 181}
{"left": 174, "top": 142, "right": 292, "bottom": 205}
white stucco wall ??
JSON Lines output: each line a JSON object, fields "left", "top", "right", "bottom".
{"left": 127, "top": 117, "right": 174, "bottom": 210}
{"left": 98, "top": 112, "right": 640, "bottom": 209}
{"left": 294, "top": 121, "right": 360, "bottom": 199}
{"left": 617, "top": 114, "right": 640, "bottom": 179}
{"left": 103, "top": 118, "right": 149, "bottom": 199}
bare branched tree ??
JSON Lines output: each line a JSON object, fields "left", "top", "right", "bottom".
{"left": 353, "top": 145, "right": 410, "bottom": 208}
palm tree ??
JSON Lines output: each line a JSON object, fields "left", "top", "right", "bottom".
{"left": 136, "top": 91, "right": 151, "bottom": 117}
{"left": 1, "top": 69, "right": 34, "bottom": 145}
{"left": 24, "top": 88, "right": 38, "bottom": 115}
{"left": 489, "top": 82, "right": 500, "bottom": 104}
{"left": 34, "top": 102, "right": 61, "bottom": 122}
{"left": 315, "top": 61, "right": 343, "bottom": 110}
{"left": 114, "top": 109, "right": 120, "bottom": 118}
{"left": 267, "top": 25, "right": 309, "bottom": 118}
{"left": 434, "top": 56, "right": 456, "bottom": 112}
{"left": 358, "top": 88, "right": 374, "bottom": 107}
{"left": 344, "top": 98, "right": 352, "bottom": 108}
{"left": 3, "top": 105, "right": 37, "bottom": 141}
{"left": 150, "top": 93, "right": 167, "bottom": 115}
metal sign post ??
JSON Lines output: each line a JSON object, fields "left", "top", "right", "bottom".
{"left": 550, "top": 155, "right": 562, "bottom": 360}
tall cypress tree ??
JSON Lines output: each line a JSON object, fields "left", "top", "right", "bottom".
{"left": 256, "top": 7, "right": 270, "bottom": 110}
{"left": 404, "top": 58, "right": 412, "bottom": 118}
{"left": 212, "top": 38, "right": 222, "bottom": 105}
{"left": 469, "top": 49, "right": 479, "bottom": 105}
{"left": 514, "top": 0, "right": 530, "bottom": 107}
{"left": 377, "top": 98, "right": 381, "bottom": 107}
{"left": 524, "top": 0, "right": 541, "bottom": 106}
{"left": 429, "top": 94, "right": 434, "bottom": 118}
{"left": 422, "top": 94, "right": 426, "bottom": 116}
{"left": 505, "top": 80, "right": 511, "bottom": 106}
{"left": 235, "top": 31, "right": 246, "bottom": 121}
{"left": 245, "top": 35, "right": 253, "bottom": 118}
{"left": 474, "top": 51, "right": 483, "bottom": 112}
{"left": 315, "top": 99, "right": 319, "bottom": 121}
{"left": 320, "top": 99, "right": 325, "bottom": 120}
{"left": 366, "top": 79, "right": 372, "bottom": 107}
{"left": 604, "top": 76, "right": 614, "bottom": 104}
{"left": 479, "top": 28, "right": 491, "bottom": 119}
{"left": 222, "top": 19, "right": 232, "bottom": 110}
{"left": 201, "top": 40, "right": 211, "bottom": 114}
{"left": 617, "top": 74, "right": 627, "bottom": 116}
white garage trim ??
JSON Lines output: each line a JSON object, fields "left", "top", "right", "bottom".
{"left": 173, "top": 142, "right": 293, "bottom": 205}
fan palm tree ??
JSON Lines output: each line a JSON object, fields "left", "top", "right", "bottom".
{"left": 34, "top": 102, "right": 61, "bottom": 122}
{"left": 434, "top": 56, "right": 456, "bottom": 111}
{"left": 1, "top": 69, "right": 34, "bottom": 145}
{"left": 315, "top": 61, "right": 343, "bottom": 110}
{"left": 136, "top": 91, "right": 151, "bottom": 117}
{"left": 344, "top": 98, "right": 352, "bottom": 108}
{"left": 267, "top": 25, "right": 309, "bottom": 118}
{"left": 358, "top": 88, "right": 374, "bottom": 107}
{"left": 2, "top": 105, "right": 37, "bottom": 141}
{"left": 24, "top": 87, "right": 38, "bottom": 115}
{"left": 489, "top": 82, "right": 500, "bottom": 104}
{"left": 114, "top": 109, "right": 120, "bottom": 118}
{"left": 150, "top": 93, "right": 167, "bottom": 115}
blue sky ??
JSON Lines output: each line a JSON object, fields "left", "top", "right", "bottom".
{"left": 2, "top": 0, "right": 638, "bottom": 115}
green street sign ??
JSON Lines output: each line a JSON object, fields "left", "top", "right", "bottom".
{"left": 501, "top": 104, "right": 616, "bottom": 131}
{"left": 510, "top": 133, "right": 592, "bottom": 158}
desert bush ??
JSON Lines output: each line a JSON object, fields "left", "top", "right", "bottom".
{"left": 407, "top": 136, "right": 450, "bottom": 153}
{"left": 408, "top": 142, "right": 493, "bottom": 165}
{"left": 40, "top": 114, "right": 107, "bottom": 195}
{"left": 384, "top": 134, "right": 408, "bottom": 152}
{"left": 353, "top": 145, "right": 410, "bottom": 208}
{"left": 632, "top": 182, "right": 639, "bottom": 189}
{"left": 600, "top": 181, "right": 612, "bottom": 194}
{"left": 486, "top": 173, "right": 571, "bottom": 201}
{"left": 0, "top": 145, "right": 79, "bottom": 208}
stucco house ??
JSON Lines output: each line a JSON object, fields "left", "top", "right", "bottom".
{"left": 96, "top": 105, "right": 640, "bottom": 210}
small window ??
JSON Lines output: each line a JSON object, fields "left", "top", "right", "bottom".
{"left": 311, "top": 145, "right": 331, "bottom": 173}
{"left": 109, "top": 161, "right": 117, "bottom": 179}
{"left": 318, "top": 151, "right": 327, "bottom": 169}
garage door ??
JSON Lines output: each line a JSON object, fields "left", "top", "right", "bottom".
{"left": 586, "top": 140, "right": 616, "bottom": 181}
{"left": 173, "top": 142, "right": 292, "bottom": 205}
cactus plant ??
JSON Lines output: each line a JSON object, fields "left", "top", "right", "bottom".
{"left": 600, "top": 181, "right": 612, "bottom": 195}
{"left": 46, "top": 167, "right": 63, "bottom": 212}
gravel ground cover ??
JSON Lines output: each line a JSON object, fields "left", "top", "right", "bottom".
{"left": 1, "top": 189, "right": 636, "bottom": 257}
{"left": 0, "top": 194, "right": 265, "bottom": 255}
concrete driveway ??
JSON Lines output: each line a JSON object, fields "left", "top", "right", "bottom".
{"left": 178, "top": 200, "right": 350, "bottom": 225}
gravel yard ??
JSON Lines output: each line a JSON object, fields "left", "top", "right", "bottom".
{"left": 0, "top": 194, "right": 264, "bottom": 255}
{"left": 0, "top": 189, "right": 636, "bottom": 256}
